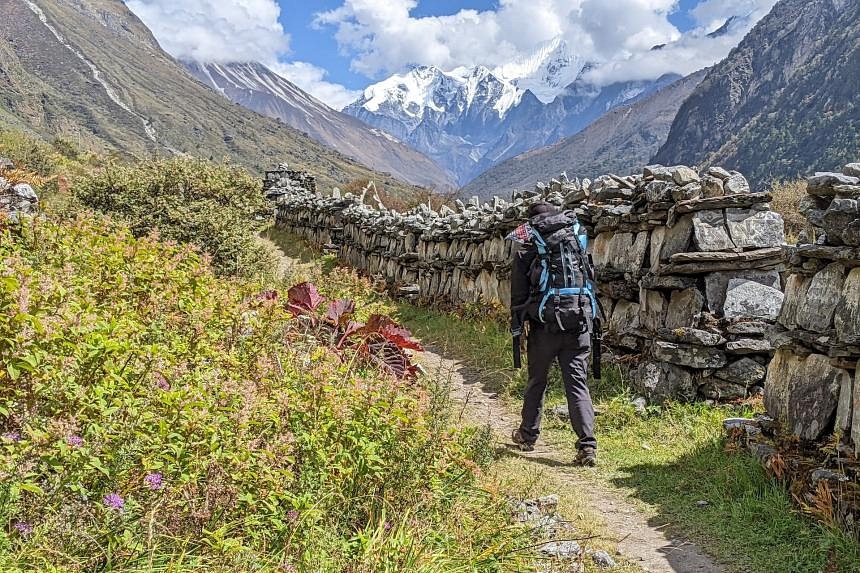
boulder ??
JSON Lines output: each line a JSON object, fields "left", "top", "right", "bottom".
{"left": 12, "top": 183, "right": 38, "bottom": 201}
{"left": 608, "top": 299, "right": 641, "bottom": 337}
{"left": 672, "top": 183, "right": 702, "bottom": 202}
{"left": 665, "top": 288, "right": 705, "bottom": 329}
{"left": 725, "top": 208, "right": 785, "bottom": 249}
{"left": 795, "top": 263, "right": 845, "bottom": 333}
{"left": 653, "top": 341, "right": 727, "bottom": 369}
{"left": 705, "top": 270, "right": 781, "bottom": 314}
{"left": 645, "top": 180, "right": 673, "bottom": 203}
{"left": 726, "top": 321, "right": 769, "bottom": 336}
{"left": 820, "top": 198, "right": 860, "bottom": 246}
{"left": 671, "top": 166, "right": 700, "bottom": 186}
{"left": 714, "top": 357, "right": 767, "bottom": 384}
{"left": 633, "top": 361, "right": 696, "bottom": 403}
{"left": 835, "top": 267, "right": 860, "bottom": 345}
{"left": 693, "top": 210, "right": 734, "bottom": 251}
{"left": 764, "top": 349, "right": 847, "bottom": 440}
{"left": 807, "top": 172, "right": 860, "bottom": 195}
{"left": 723, "top": 279, "right": 784, "bottom": 321}
{"left": 724, "top": 172, "right": 751, "bottom": 195}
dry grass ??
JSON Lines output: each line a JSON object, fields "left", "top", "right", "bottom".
{"left": 769, "top": 179, "right": 810, "bottom": 244}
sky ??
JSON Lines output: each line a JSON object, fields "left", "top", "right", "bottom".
{"left": 126, "top": 0, "right": 780, "bottom": 110}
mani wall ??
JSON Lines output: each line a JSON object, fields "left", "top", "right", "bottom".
{"left": 272, "top": 164, "right": 787, "bottom": 406}
{"left": 767, "top": 163, "right": 860, "bottom": 451}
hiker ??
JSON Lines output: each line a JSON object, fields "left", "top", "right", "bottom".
{"left": 508, "top": 202, "right": 601, "bottom": 467}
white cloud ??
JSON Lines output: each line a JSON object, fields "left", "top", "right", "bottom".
{"left": 126, "top": 0, "right": 362, "bottom": 109}
{"left": 127, "top": 0, "right": 289, "bottom": 63}
{"left": 316, "top": 0, "right": 779, "bottom": 86}
{"left": 269, "top": 61, "right": 362, "bottom": 110}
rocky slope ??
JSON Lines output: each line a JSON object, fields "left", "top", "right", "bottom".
{"left": 184, "top": 61, "right": 456, "bottom": 191}
{"left": 461, "top": 71, "right": 707, "bottom": 200}
{"left": 0, "top": 0, "right": 425, "bottom": 195}
{"left": 344, "top": 39, "right": 676, "bottom": 186}
{"left": 654, "top": 0, "right": 860, "bottom": 189}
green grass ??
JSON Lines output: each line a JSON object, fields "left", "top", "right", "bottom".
{"left": 390, "top": 301, "right": 860, "bottom": 573}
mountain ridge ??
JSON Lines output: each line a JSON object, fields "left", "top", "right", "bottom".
{"left": 460, "top": 70, "right": 707, "bottom": 200}
{"left": 184, "top": 61, "right": 457, "bottom": 191}
{"left": 653, "top": 0, "right": 860, "bottom": 188}
{"left": 0, "top": 0, "right": 427, "bottom": 196}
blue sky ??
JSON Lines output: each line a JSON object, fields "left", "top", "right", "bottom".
{"left": 127, "top": 0, "right": 777, "bottom": 108}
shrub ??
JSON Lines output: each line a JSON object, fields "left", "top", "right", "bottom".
{"left": 73, "top": 158, "right": 275, "bottom": 277}
{"left": 769, "top": 179, "right": 810, "bottom": 243}
{"left": 0, "top": 214, "right": 522, "bottom": 571}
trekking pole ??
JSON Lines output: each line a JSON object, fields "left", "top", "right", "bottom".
{"left": 511, "top": 310, "right": 523, "bottom": 369}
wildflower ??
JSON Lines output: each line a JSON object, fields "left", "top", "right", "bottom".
{"left": 66, "top": 435, "right": 83, "bottom": 448}
{"left": 154, "top": 373, "right": 170, "bottom": 391}
{"left": 384, "top": 521, "right": 392, "bottom": 532}
{"left": 287, "top": 509, "right": 299, "bottom": 523}
{"left": 1, "top": 431, "right": 21, "bottom": 442}
{"left": 14, "top": 521, "right": 33, "bottom": 536}
{"left": 143, "top": 472, "right": 163, "bottom": 491}
{"left": 103, "top": 492, "right": 124, "bottom": 512}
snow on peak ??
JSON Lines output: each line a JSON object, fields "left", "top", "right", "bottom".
{"left": 355, "top": 36, "right": 587, "bottom": 121}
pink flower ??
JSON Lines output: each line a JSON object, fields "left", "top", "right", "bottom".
{"left": 14, "top": 521, "right": 33, "bottom": 536}
{"left": 153, "top": 373, "right": 170, "bottom": 391}
{"left": 143, "top": 472, "right": 163, "bottom": 491}
{"left": 287, "top": 509, "right": 299, "bottom": 523}
{"left": 66, "top": 435, "right": 83, "bottom": 448}
{"left": 103, "top": 493, "right": 124, "bottom": 511}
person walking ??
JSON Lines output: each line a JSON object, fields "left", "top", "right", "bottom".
{"left": 507, "top": 202, "right": 600, "bottom": 467}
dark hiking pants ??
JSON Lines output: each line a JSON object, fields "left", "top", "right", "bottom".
{"left": 518, "top": 326, "right": 597, "bottom": 450}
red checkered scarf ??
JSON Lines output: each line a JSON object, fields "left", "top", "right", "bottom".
{"left": 505, "top": 223, "right": 533, "bottom": 244}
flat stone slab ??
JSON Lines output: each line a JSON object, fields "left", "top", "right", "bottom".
{"left": 670, "top": 247, "right": 783, "bottom": 264}
{"left": 724, "top": 279, "right": 784, "bottom": 320}
{"left": 693, "top": 210, "right": 734, "bottom": 251}
{"left": 705, "top": 269, "right": 781, "bottom": 314}
{"left": 658, "top": 327, "right": 726, "bottom": 347}
{"left": 726, "top": 338, "right": 773, "bottom": 354}
{"left": 653, "top": 341, "right": 727, "bottom": 369}
{"left": 669, "top": 192, "right": 772, "bottom": 222}
{"left": 726, "top": 208, "right": 785, "bottom": 249}
{"left": 714, "top": 357, "right": 767, "bottom": 383}
{"left": 835, "top": 267, "right": 860, "bottom": 345}
{"left": 633, "top": 361, "right": 696, "bottom": 403}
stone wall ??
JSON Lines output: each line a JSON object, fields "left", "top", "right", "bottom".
{"left": 768, "top": 162, "right": 860, "bottom": 452}
{"left": 273, "top": 163, "right": 789, "bottom": 405}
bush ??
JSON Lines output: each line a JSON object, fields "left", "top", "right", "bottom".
{"left": 0, "top": 214, "right": 522, "bottom": 571}
{"left": 73, "top": 158, "right": 275, "bottom": 277}
{"left": 769, "top": 179, "right": 809, "bottom": 243}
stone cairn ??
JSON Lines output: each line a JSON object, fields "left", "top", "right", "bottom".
{"left": 766, "top": 162, "right": 860, "bottom": 451}
{"left": 0, "top": 158, "right": 39, "bottom": 222}
{"left": 273, "top": 163, "right": 788, "bottom": 404}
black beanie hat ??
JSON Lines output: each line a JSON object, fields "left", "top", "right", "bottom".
{"left": 528, "top": 202, "right": 558, "bottom": 218}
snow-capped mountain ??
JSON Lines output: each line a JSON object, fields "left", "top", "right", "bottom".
{"left": 185, "top": 61, "right": 457, "bottom": 191}
{"left": 343, "top": 38, "right": 672, "bottom": 185}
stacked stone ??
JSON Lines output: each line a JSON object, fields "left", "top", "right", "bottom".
{"left": 263, "top": 163, "right": 317, "bottom": 197}
{"left": 0, "top": 158, "right": 39, "bottom": 222}
{"left": 571, "top": 165, "right": 786, "bottom": 403}
{"left": 273, "top": 163, "right": 787, "bottom": 402}
{"left": 768, "top": 162, "right": 860, "bottom": 451}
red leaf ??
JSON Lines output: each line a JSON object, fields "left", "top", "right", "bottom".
{"left": 287, "top": 282, "right": 325, "bottom": 313}
{"left": 337, "top": 320, "right": 365, "bottom": 349}
{"left": 362, "top": 314, "right": 423, "bottom": 351}
{"left": 365, "top": 337, "right": 414, "bottom": 379}
{"left": 326, "top": 299, "right": 356, "bottom": 326}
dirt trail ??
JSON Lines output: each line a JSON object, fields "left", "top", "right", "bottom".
{"left": 418, "top": 344, "right": 723, "bottom": 573}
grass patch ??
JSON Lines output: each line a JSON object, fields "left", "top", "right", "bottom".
{"left": 769, "top": 179, "right": 811, "bottom": 244}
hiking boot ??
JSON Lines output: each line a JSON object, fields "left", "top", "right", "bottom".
{"left": 574, "top": 447, "right": 597, "bottom": 467}
{"left": 511, "top": 429, "right": 535, "bottom": 452}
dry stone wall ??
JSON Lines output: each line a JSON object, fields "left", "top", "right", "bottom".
{"left": 272, "top": 164, "right": 789, "bottom": 405}
{"left": 769, "top": 162, "right": 860, "bottom": 452}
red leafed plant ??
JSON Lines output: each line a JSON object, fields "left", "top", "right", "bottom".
{"left": 285, "top": 282, "right": 424, "bottom": 379}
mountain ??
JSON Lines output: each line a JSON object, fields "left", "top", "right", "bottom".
{"left": 184, "top": 61, "right": 456, "bottom": 191}
{"left": 344, "top": 38, "right": 674, "bottom": 186}
{"left": 654, "top": 0, "right": 860, "bottom": 189}
{"left": 0, "top": 0, "right": 426, "bottom": 196}
{"left": 461, "top": 70, "right": 707, "bottom": 200}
